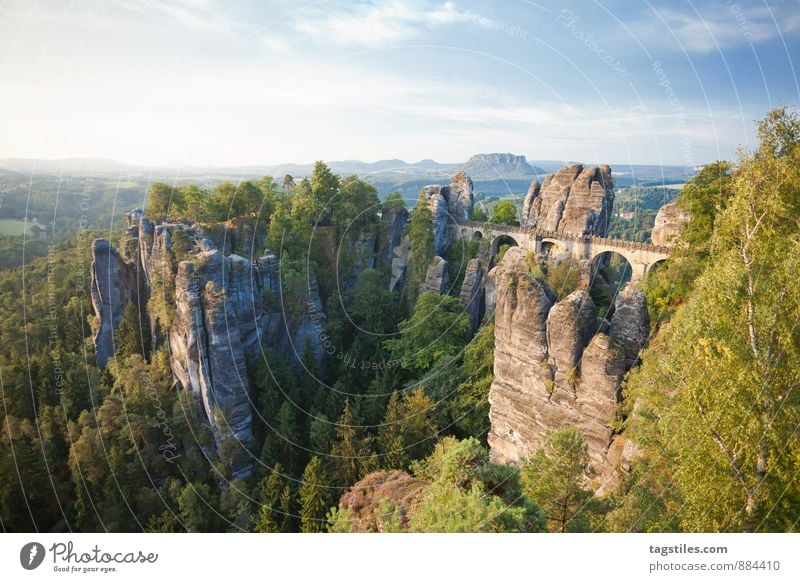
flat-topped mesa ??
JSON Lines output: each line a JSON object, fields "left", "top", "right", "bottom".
{"left": 521, "top": 164, "right": 614, "bottom": 237}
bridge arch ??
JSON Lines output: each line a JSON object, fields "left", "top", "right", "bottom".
{"left": 647, "top": 258, "right": 667, "bottom": 277}
{"left": 590, "top": 250, "right": 633, "bottom": 294}
{"left": 490, "top": 234, "right": 518, "bottom": 265}
{"left": 539, "top": 237, "right": 567, "bottom": 259}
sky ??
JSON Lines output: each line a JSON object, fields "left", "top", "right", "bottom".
{"left": 1, "top": 0, "right": 799, "bottom": 167}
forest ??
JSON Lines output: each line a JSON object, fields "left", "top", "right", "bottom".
{"left": 0, "top": 108, "right": 798, "bottom": 533}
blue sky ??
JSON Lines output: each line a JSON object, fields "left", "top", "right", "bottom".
{"left": 1, "top": 0, "right": 798, "bottom": 166}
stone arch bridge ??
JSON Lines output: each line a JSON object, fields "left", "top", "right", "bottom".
{"left": 453, "top": 221, "right": 673, "bottom": 282}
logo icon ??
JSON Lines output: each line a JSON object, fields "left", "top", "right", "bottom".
{"left": 20, "top": 542, "right": 45, "bottom": 570}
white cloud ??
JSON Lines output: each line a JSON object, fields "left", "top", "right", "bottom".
{"left": 283, "top": 1, "right": 496, "bottom": 47}
{"left": 638, "top": 3, "right": 800, "bottom": 53}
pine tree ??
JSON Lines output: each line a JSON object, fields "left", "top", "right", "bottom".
{"left": 378, "top": 390, "right": 407, "bottom": 469}
{"left": 329, "top": 399, "right": 364, "bottom": 487}
{"left": 520, "top": 427, "right": 596, "bottom": 532}
{"left": 298, "top": 456, "right": 331, "bottom": 533}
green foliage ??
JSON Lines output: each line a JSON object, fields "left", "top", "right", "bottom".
{"left": 145, "top": 183, "right": 180, "bottom": 222}
{"left": 113, "top": 301, "right": 150, "bottom": 361}
{"left": 409, "top": 191, "right": 435, "bottom": 281}
{"left": 530, "top": 255, "right": 580, "bottom": 300}
{"left": 469, "top": 204, "right": 488, "bottom": 222}
{"left": 382, "top": 191, "right": 406, "bottom": 211}
{"left": 677, "top": 161, "right": 734, "bottom": 253}
{"left": 378, "top": 386, "right": 438, "bottom": 470}
{"left": 625, "top": 106, "right": 800, "bottom": 532}
{"left": 448, "top": 322, "right": 494, "bottom": 439}
{"left": 299, "top": 456, "right": 332, "bottom": 532}
{"left": 255, "top": 464, "right": 294, "bottom": 533}
{"left": 384, "top": 292, "right": 470, "bottom": 373}
{"left": 520, "top": 427, "right": 598, "bottom": 532}
{"left": 488, "top": 199, "right": 519, "bottom": 226}
{"left": 329, "top": 400, "right": 374, "bottom": 487}
{"left": 409, "top": 437, "right": 542, "bottom": 532}
{"left": 178, "top": 482, "right": 217, "bottom": 532}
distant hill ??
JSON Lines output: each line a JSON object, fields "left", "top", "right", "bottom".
{"left": 0, "top": 156, "right": 695, "bottom": 189}
{"left": 456, "top": 153, "right": 544, "bottom": 177}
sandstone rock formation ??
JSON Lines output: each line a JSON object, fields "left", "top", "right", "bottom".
{"left": 651, "top": 201, "right": 690, "bottom": 246}
{"left": 423, "top": 172, "right": 475, "bottom": 255}
{"left": 423, "top": 185, "right": 450, "bottom": 257}
{"left": 459, "top": 258, "right": 484, "bottom": 334}
{"left": 93, "top": 210, "right": 330, "bottom": 478}
{"left": 90, "top": 239, "right": 140, "bottom": 369}
{"left": 376, "top": 207, "right": 408, "bottom": 276}
{"left": 420, "top": 256, "right": 449, "bottom": 295}
{"left": 487, "top": 246, "right": 648, "bottom": 489}
{"left": 447, "top": 171, "right": 474, "bottom": 221}
{"left": 521, "top": 164, "right": 614, "bottom": 236}
{"left": 609, "top": 284, "right": 650, "bottom": 369}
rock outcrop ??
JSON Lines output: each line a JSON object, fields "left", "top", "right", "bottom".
{"left": 459, "top": 258, "right": 484, "bottom": 334}
{"left": 487, "top": 246, "right": 648, "bottom": 489}
{"left": 609, "top": 284, "right": 650, "bottom": 369}
{"left": 90, "top": 239, "right": 140, "bottom": 369}
{"left": 651, "top": 202, "right": 690, "bottom": 246}
{"left": 420, "top": 256, "right": 449, "bottom": 295}
{"left": 447, "top": 171, "right": 474, "bottom": 222}
{"left": 423, "top": 172, "right": 475, "bottom": 256}
{"left": 93, "top": 210, "right": 329, "bottom": 479}
{"left": 423, "top": 185, "right": 450, "bottom": 257}
{"left": 520, "top": 164, "right": 614, "bottom": 236}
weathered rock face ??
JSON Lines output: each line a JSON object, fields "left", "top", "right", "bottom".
{"left": 95, "top": 210, "right": 331, "bottom": 479}
{"left": 421, "top": 256, "right": 450, "bottom": 295}
{"left": 423, "top": 185, "right": 450, "bottom": 257}
{"left": 546, "top": 290, "right": 598, "bottom": 388}
{"left": 459, "top": 258, "right": 484, "bottom": 334}
{"left": 389, "top": 238, "right": 411, "bottom": 293}
{"left": 609, "top": 284, "right": 650, "bottom": 369}
{"left": 521, "top": 164, "right": 614, "bottom": 236}
{"left": 169, "top": 252, "right": 255, "bottom": 479}
{"left": 651, "top": 202, "right": 690, "bottom": 246}
{"left": 423, "top": 172, "right": 475, "bottom": 256}
{"left": 447, "top": 171, "right": 474, "bottom": 221}
{"left": 376, "top": 207, "right": 409, "bottom": 275}
{"left": 487, "top": 246, "right": 647, "bottom": 490}
{"left": 90, "top": 239, "right": 140, "bottom": 369}
{"left": 521, "top": 180, "right": 541, "bottom": 225}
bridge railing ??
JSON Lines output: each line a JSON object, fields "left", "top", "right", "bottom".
{"left": 455, "top": 220, "right": 672, "bottom": 254}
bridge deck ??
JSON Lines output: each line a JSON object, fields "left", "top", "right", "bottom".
{"left": 456, "top": 220, "right": 673, "bottom": 255}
